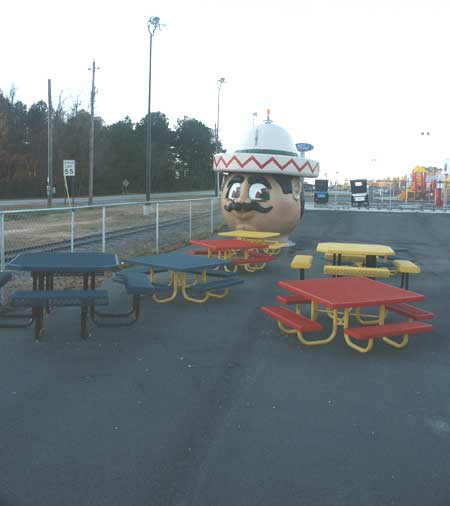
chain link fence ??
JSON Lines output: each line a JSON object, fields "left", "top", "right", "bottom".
{"left": 0, "top": 197, "right": 224, "bottom": 301}
{"left": 303, "top": 179, "right": 450, "bottom": 211}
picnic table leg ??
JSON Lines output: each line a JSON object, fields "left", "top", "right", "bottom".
{"left": 381, "top": 306, "right": 409, "bottom": 348}
{"left": 344, "top": 308, "right": 375, "bottom": 353}
{"left": 33, "top": 306, "right": 44, "bottom": 340}
{"left": 91, "top": 294, "right": 141, "bottom": 327}
{"left": 354, "top": 307, "right": 384, "bottom": 325}
{"left": 44, "top": 274, "right": 52, "bottom": 314}
{"left": 181, "top": 272, "right": 210, "bottom": 303}
{"left": 310, "top": 301, "right": 318, "bottom": 321}
{"left": 80, "top": 274, "right": 89, "bottom": 338}
{"left": 152, "top": 271, "right": 179, "bottom": 303}
{"left": 296, "top": 308, "right": 339, "bottom": 346}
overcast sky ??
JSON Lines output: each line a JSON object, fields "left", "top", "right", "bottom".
{"left": 2, "top": 0, "right": 449, "bottom": 180}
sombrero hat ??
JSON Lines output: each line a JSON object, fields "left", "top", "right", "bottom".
{"left": 213, "top": 115, "right": 319, "bottom": 178}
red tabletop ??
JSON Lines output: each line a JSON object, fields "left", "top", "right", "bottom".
{"left": 278, "top": 277, "right": 425, "bottom": 309}
{"left": 190, "top": 239, "right": 268, "bottom": 251}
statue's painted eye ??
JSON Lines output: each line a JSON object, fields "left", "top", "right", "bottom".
{"left": 249, "top": 183, "right": 270, "bottom": 201}
{"left": 227, "top": 182, "right": 241, "bottom": 200}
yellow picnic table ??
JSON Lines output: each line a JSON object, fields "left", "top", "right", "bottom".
{"left": 317, "top": 242, "right": 395, "bottom": 268}
{"left": 218, "top": 230, "right": 280, "bottom": 240}
{"left": 218, "top": 230, "right": 287, "bottom": 255}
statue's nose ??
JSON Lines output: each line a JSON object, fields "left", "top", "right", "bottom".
{"left": 234, "top": 185, "right": 250, "bottom": 203}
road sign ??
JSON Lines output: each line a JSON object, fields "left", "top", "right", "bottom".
{"left": 63, "top": 160, "right": 76, "bottom": 176}
{"left": 295, "top": 143, "right": 314, "bottom": 153}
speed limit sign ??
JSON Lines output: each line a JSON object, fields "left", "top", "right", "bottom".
{"left": 63, "top": 160, "right": 76, "bottom": 176}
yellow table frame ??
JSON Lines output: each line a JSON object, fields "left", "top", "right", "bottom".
{"left": 149, "top": 268, "right": 230, "bottom": 304}
{"left": 278, "top": 302, "right": 409, "bottom": 353}
{"left": 202, "top": 248, "right": 269, "bottom": 273}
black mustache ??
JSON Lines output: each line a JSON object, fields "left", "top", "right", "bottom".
{"left": 224, "top": 201, "right": 273, "bottom": 214}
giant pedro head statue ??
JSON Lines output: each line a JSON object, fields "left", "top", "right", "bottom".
{"left": 213, "top": 113, "right": 320, "bottom": 242}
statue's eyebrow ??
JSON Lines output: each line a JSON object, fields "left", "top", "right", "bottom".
{"left": 226, "top": 175, "right": 245, "bottom": 188}
{"left": 248, "top": 175, "right": 272, "bottom": 189}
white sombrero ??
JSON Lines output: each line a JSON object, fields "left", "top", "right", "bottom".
{"left": 213, "top": 117, "right": 319, "bottom": 177}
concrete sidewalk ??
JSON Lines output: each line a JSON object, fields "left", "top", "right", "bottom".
{"left": 1, "top": 210, "right": 449, "bottom": 506}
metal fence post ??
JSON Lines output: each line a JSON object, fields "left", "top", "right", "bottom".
{"left": 102, "top": 206, "right": 106, "bottom": 252}
{"left": 211, "top": 199, "right": 214, "bottom": 233}
{"left": 70, "top": 209, "right": 75, "bottom": 252}
{"left": 0, "top": 214, "right": 4, "bottom": 272}
{"left": 156, "top": 203, "right": 159, "bottom": 255}
{"left": 189, "top": 200, "right": 192, "bottom": 240}
{"left": 0, "top": 214, "right": 4, "bottom": 304}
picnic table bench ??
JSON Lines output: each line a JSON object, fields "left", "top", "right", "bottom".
{"left": 386, "top": 302, "right": 434, "bottom": 321}
{"left": 392, "top": 259, "right": 421, "bottom": 289}
{"left": 0, "top": 272, "right": 35, "bottom": 329}
{"left": 290, "top": 255, "right": 314, "bottom": 279}
{"left": 345, "top": 321, "right": 433, "bottom": 349}
{"left": 0, "top": 272, "right": 12, "bottom": 288}
{"left": 94, "top": 271, "right": 171, "bottom": 326}
{"left": 11, "top": 289, "right": 109, "bottom": 339}
{"left": 323, "top": 264, "right": 391, "bottom": 279}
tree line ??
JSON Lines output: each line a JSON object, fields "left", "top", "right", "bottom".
{"left": 0, "top": 87, "right": 220, "bottom": 198}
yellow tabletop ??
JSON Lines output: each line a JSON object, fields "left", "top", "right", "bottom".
{"left": 316, "top": 242, "right": 395, "bottom": 257}
{"left": 218, "top": 230, "right": 280, "bottom": 240}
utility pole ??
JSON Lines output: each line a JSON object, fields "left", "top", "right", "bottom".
{"left": 88, "top": 59, "right": 99, "bottom": 205}
{"left": 215, "top": 77, "right": 226, "bottom": 197}
{"left": 47, "top": 79, "right": 53, "bottom": 208}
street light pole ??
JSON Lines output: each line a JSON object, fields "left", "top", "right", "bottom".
{"left": 47, "top": 79, "right": 53, "bottom": 208}
{"left": 146, "top": 16, "right": 162, "bottom": 202}
{"left": 215, "top": 77, "right": 226, "bottom": 197}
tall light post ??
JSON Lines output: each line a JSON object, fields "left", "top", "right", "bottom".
{"left": 146, "top": 16, "right": 162, "bottom": 202}
{"left": 252, "top": 112, "right": 258, "bottom": 128}
{"left": 215, "top": 77, "right": 226, "bottom": 197}
{"left": 47, "top": 79, "right": 53, "bottom": 208}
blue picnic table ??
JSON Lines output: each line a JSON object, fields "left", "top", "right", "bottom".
{"left": 6, "top": 252, "right": 120, "bottom": 339}
{"left": 125, "top": 252, "right": 243, "bottom": 303}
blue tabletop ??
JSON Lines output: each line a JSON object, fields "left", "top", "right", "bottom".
{"left": 126, "top": 252, "right": 231, "bottom": 271}
{"left": 7, "top": 252, "right": 120, "bottom": 273}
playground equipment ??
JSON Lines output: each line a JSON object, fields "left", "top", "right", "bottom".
{"left": 402, "top": 166, "right": 446, "bottom": 206}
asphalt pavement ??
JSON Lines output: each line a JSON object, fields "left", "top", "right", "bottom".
{"left": 1, "top": 210, "right": 450, "bottom": 506}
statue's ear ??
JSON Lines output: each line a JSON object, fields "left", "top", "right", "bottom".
{"left": 292, "top": 177, "right": 302, "bottom": 201}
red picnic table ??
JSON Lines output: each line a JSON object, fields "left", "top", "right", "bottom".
{"left": 190, "top": 239, "right": 276, "bottom": 272}
{"left": 262, "top": 277, "right": 434, "bottom": 353}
